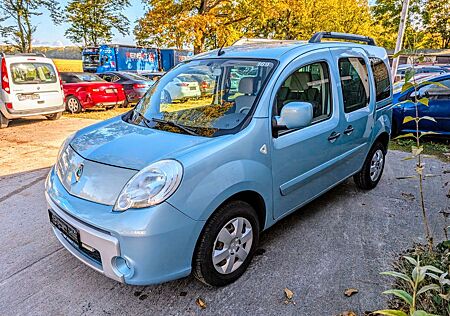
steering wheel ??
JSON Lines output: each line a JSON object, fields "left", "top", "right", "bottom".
{"left": 239, "top": 107, "right": 251, "bottom": 114}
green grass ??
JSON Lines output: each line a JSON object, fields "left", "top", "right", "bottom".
{"left": 64, "top": 108, "right": 130, "bottom": 120}
{"left": 390, "top": 137, "right": 450, "bottom": 162}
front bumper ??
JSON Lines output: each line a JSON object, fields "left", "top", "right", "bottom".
{"left": 45, "top": 167, "right": 205, "bottom": 285}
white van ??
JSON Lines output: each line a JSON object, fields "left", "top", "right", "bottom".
{"left": 0, "top": 53, "right": 65, "bottom": 128}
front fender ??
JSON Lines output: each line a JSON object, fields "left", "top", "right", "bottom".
{"left": 168, "top": 159, "right": 273, "bottom": 224}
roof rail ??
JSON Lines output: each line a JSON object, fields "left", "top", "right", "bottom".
{"left": 309, "top": 32, "right": 376, "bottom": 46}
{"left": 232, "top": 38, "right": 304, "bottom": 46}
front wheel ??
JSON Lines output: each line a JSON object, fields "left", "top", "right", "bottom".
{"left": 353, "top": 142, "right": 386, "bottom": 190}
{"left": 193, "top": 201, "right": 260, "bottom": 287}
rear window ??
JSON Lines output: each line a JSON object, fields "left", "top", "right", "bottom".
{"left": 10, "top": 62, "right": 57, "bottom": 84}
{"left": 122, "top": 72, "right": 148, "bottom": 81}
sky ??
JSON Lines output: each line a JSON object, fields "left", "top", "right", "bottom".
{"left": 31, "top": 0, "right": 145, "bottom": 47}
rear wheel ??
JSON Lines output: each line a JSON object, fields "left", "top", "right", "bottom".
{"left": 193, "top": 201, "right": 260, "bottom": 286}
{"left": 65, "top": 96, "right": 82, "bottom": 113}
{"left": 0, "top": 112, "right": 9, "bottom": 128}
{"left": 353, "top": 142, "right": 386, "bottom": 190}
{"left": 46, "top": 112, "right": 63, "bottom": 120}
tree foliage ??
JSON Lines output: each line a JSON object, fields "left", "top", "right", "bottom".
{"left": 423, "top": 0, "right": 450, "bottom": 49}
{"left": 371, "top": 0, "right": 450, "bottom": 49}
{"left": 0, "top": 0, "right": 60, "bottom": 53}
{"left": 135, "top": 0, "right": 377, "bottom": 53}
{"left": 64, "top": 0, "right": 130, "bottom": 47}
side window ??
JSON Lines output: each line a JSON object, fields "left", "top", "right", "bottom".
{"left": 418, "top": 79, "right": 450, "bottom": 101}
{"left": 275, "top": 61, "right": 332, "bottom": 124}
{"left": 370, "top": 57, "right": 390, "bottom": 102}
{"left": 339, "top": 57, "right": 369, "bottom": 113}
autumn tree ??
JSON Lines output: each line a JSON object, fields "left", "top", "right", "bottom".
{"left": 136, "top": 0, "right": 378, "bottom": 53}
{"left": 65, "top": 0, "right": 130, "bottom": 47}
{"left": 0, "top": 0, "right": 60, "bottom": 53}
{"left": 423, "top": 0, "right": 450, "bottom": 48}
{"left": 247, "top": 0, "right": 374, "bottom": 40}
{"left": 135, "top": 0, "right": 266, "bottom": 53}
{"left": 370, "top": 0, "right": 436, "bottom": 49}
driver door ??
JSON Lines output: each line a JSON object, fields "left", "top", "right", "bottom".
{"left": 270, "top": 50, "right": 349, "bottom": 219}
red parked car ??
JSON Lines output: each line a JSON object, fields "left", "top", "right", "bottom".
{"left": 60, "top": 72, "right": 126, "bottom": 113}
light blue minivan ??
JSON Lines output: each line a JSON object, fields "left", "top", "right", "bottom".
{"left": 46, "top": 32, "right": 393, "bottom": 286}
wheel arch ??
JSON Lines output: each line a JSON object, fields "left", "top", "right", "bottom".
{"left": 374, "top": 131, "right": 390, "bottom": 153}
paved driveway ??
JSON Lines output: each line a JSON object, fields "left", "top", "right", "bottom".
{"left": 0, "top": 117, "right": 449, "bottom": 315}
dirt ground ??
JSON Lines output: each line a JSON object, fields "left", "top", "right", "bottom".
{"left": 0, "top": 116, "right": 98, "bottom": 177}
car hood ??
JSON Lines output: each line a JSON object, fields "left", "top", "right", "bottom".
{"left": 70, "top": 116, "right": 212, "bottom": 170}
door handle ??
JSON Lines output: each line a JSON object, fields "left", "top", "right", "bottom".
{"left": 343, "top": 125, "right": 354, "bottom": 135}
{"left": 328, "top": 131, "right": 341, "bottom": 143}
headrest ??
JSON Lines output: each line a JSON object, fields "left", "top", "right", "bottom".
{"left": 290, "top": 72, "right": 311, "bottom": 90}
{"left": 238, "top": 77, "right": 255, "bottom": 95}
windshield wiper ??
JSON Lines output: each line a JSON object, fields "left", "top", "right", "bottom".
{"left": 132, "top": 109, "right": 151, "bottom": 128}
{"left": 151, "top": 117, "right": 199, "bottom": 136}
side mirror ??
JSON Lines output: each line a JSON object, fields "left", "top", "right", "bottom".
{"left": 274, "top": 102, "right": 313, "bottom": 130}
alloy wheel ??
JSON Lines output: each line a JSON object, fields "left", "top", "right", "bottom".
{"left": 212, "top": 217, "right": 253, "bottom": 274}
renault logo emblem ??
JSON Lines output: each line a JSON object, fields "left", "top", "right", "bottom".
{"left": 74, "top": 164, "right": 84, "bottom": 182}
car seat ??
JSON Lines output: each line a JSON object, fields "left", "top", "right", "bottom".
{"left": 234, "top": 77, "right": 256, "bottom": 113}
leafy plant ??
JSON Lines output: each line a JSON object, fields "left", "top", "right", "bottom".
{"left": 393, "top": 49, "right": 449, "bottom": 252}
{"left": 376, "top": 255, "right": 449, "bottom": 316}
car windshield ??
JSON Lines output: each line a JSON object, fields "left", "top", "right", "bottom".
{"left": 128, "top": 58, "right": 275, "bottom": 137}
{"left": 75, "top": 73, "right": 105, "bottom": 82}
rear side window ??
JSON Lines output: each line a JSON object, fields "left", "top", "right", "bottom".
{"left": 370, "top": 57, "right": 390, "bottom": 102}
{"left": 338, "top": 58, "right": 369, "bottom": 113}
{"left": 10, "top": 63, "right": 57, "bottom": 84}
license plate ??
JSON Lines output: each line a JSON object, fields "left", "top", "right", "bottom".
{"left": 48, "top": 209, "right": 80, "bottom": 245}
{"left": 105, "top": 88, "right": 116, "bottom": 93}
{"left": 18, "top": 93, "right": 40, "bottom": 101}
{"left": 189, "top": 87, "right": 196, "bottom": 90}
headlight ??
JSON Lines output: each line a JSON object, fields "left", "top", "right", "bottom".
{"left": 113, "top": 160, "right": 183, "bottom": 211}
{"left": 57, "top": 133, "right": 76, "bottom": 162}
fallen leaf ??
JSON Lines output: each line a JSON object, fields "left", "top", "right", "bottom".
{"left": 284, "top": 288, "right": 294, "bottom": 300}
{"left": 344, "top": 288, "right": 358, "bottom": 297}
{"left": 339, "top": 311, "right": 357, "bottom": 316}
{"left": 401, "top": 192, "right": 415, "bottom": 201}
{"left": 196, "top": 297, "right": 207, "bottom": 309}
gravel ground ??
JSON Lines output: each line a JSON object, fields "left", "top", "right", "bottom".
{"left": 0, "top": 117, "right": 449, "bottom": 315}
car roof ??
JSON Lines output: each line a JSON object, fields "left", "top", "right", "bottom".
{"left": 192, "top": 40, "right": 387, "bottom": 62}
{"left": 1, "top": 54, "right": 54, "bottom": 64}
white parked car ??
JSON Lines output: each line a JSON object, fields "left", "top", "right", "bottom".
{"left": 0, "top": 53, "right": 65, "bottom": 128}
{"left": 161, "top": 74, "right": 201, "bottom": 102}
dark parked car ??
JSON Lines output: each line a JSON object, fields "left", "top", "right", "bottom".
{"left": 393, "top": 73, "right": 450, "bottom": 136}
{"left": 97, "top": 71, "right": 152, "bottom": 106}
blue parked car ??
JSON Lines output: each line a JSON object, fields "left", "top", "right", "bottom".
{"left": 45, "top": 32, "right": 393, "bottom": 286}
{"left": 393, "top": 73, "right": 450, "bottom": 136}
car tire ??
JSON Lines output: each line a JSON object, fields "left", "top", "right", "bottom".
{"left": 121, "top": 99, "right": 129, "bottom": 108}
{"left": 65, "top": 96, "right": 82, "bottom": 113}
{"left": 0, "top": 112, "right": 9, "bottom": 128}
{"left": 193, "top": 200, "right": 260, "bottom": 287}
{"left": 46, "top": 112, "right": 63, "bottom": 120}
{"left": 353, "top": 142, "right": 386, "bottom": 190}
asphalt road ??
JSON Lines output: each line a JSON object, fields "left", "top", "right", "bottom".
{"left": 0, "top": 117, "right": 449, "bottom": 315}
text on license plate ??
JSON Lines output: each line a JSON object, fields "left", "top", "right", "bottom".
{"left": 48, "top": 209, "right": 80, "bottom": 245}
{"left": 18, "top": 93, "right": 40, "bottom": 101}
